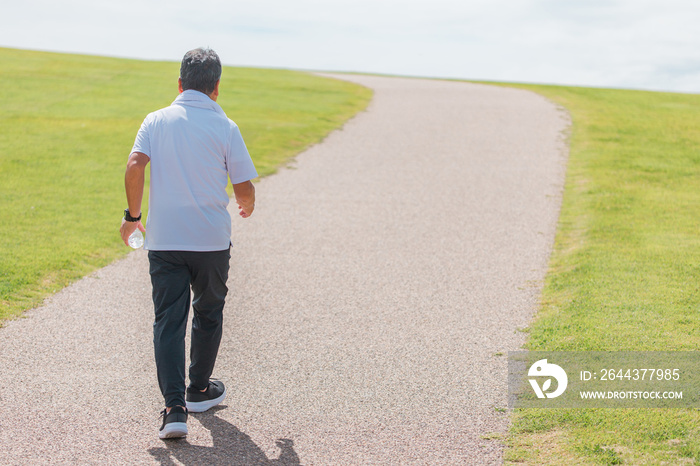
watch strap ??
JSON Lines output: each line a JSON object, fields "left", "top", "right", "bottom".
{"left": 124, "top": 209, "right": 141, "bottom": 222}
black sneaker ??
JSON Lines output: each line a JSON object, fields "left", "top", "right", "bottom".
{"left": 186, "top": 380, "right": 227, "bottom": 413}
{"left": 159, "top": 406, "right": 188, "bottom": 439}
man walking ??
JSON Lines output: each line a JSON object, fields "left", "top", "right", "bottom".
{"left": 119, "top": 48, "right": 257, "bottom": 439}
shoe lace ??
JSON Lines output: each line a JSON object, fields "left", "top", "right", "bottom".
{"left": 160, "top": 406, "right": 188, "bottom": 419}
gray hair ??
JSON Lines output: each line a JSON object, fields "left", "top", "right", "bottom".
{"left": 179, "top": 48, "right": 222, "bottom": 95}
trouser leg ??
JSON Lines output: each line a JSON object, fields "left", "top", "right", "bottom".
{"left": 187, "top": 248, "right": 230, "bottom": 390}
{"left": 148, "top": 250, "right": 191, "bottom": 408}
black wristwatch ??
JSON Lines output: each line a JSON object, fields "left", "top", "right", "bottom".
{"left": 124, "top": 209, "right": 141, "bottom": 222}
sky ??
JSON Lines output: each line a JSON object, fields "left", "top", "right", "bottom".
{"left": 1, "top": 0, "right": 699, "bottom": 93}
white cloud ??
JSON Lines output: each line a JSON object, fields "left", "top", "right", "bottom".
{"left": 1, "top": 0, "right": 699, "bottom": 92}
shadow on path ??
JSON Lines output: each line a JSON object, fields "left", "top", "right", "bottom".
{"left": 148, "top": 406, "right": 300, "bottom": 465}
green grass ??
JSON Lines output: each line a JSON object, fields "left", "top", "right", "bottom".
{"left": 0, "top": 47, "right": 371, "bottom": 322}
{"left": 491, "top": 85, "right": 700, "bottom": 463}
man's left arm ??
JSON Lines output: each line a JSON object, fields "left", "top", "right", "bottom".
{"left": 120, "top": 151, "right": 150, "bottom": 245}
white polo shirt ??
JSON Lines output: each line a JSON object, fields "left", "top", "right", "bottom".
{"left": 131, "top": 90, "right": 258, "bottom": 251}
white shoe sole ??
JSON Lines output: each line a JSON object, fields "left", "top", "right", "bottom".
{"left": 159, "top": 422, "right": 188, "bottom": 439}
{"left": 186, "top": 387, "right": 227, "bottom": 413}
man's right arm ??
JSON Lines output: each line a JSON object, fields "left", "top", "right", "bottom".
{"left": 233, "top": 181, "right": 255, "bottom": 218}
{"left": 119, "top": 151, "right": 150, "bottom": 245}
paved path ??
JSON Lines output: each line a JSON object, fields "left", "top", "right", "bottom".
{"left": 0, "top": 74, "right": 568, "bottom": 465}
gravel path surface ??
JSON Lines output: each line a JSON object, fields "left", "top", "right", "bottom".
{"left": 0, "top": 74, "right": 569, "bottom": 465}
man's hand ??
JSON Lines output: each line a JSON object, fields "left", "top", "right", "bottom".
{"left": 237, "top": 202, "right": 254, "bottom": 218}
{"left": 120, "top": 218, "right": 146, "bottom": 246}
{"left": 233, "top": 180, "right": 255, "bottom": 218}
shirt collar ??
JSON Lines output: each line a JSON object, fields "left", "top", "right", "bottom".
{"left": 172, "top": 90, "right": 226, "bottom": 116}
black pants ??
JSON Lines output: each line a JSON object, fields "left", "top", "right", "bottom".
{"left": 148, "top": 248, "right": 230, "bottom": 408}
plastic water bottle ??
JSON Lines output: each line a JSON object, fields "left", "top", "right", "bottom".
{"left": 128, "top": 229, "right": 144, "bottom": 249}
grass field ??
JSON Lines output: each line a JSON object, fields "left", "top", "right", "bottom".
{"left": 0, "top": 48, "right": 371, "bottom": 322}
{"left": 496, "top": 84, "right": 700, "bottom": 464}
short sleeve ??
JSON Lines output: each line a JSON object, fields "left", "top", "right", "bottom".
{"left": 131, "top": 114, "right": 153, "bottom": 157}
{"left": 227, "top": 124, "right": 258, "bottom": 184}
